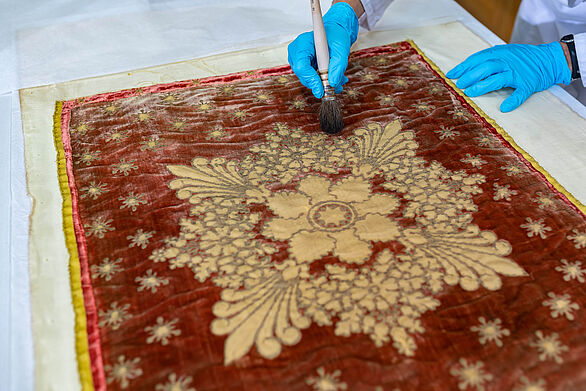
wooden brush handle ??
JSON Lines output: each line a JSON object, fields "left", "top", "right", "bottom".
{"left": 310, "top": 0, "right": 329, "bottom": 80}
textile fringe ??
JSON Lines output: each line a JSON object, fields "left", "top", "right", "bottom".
{"left": 406, "top": 39, "right": 586, "bottom": 215}
{"left": 52, "top": 101, "right": 95, "bottom": 391}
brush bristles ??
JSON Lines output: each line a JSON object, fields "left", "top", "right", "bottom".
{"left": 319, "top": 99, "right": 344, "bottom": 134}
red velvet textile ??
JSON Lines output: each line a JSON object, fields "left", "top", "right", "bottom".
{"left": 57, "top": 42, "right": 586, "bottom": 391}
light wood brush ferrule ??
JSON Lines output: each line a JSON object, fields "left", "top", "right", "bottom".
{"left": 311, "top": 0, "right": 335, "bottom": 100}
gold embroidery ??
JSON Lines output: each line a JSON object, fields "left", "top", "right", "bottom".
{"left": 493, "top": 183, "right": 517, "bottom": 201}
{"left": 542, "top": 292, "right": 579, "bottom": 320}
{"left": 567, "top": 228, "right": 586, "bottom": 249}
{"left": 530, "top": 330, "right": 568, "bottom": 363}
{"left": 470, "top": 317, "right": 510, "bottom": 347}
{"left": 105, "top": 355, "right": 142, "bottom": 389}
{"left": 99, "top": 302, "right": 131, "bottom": 330}
{"left": 91, "top": 257, "right": 122, "bottom": 281}
{"left": 555, "top": 259, "right": 585, "bottom": 282}
{"left": 520, "top": 218, "right": 552, "bottom": 239}
{"left": 450, "top": 359, "right": 493, "bottom": 391}
{"left": 513, "top": 377, "right": 547, "bottom": 391}
{"left": 306, "top": 367, "right": 347, "bottom": 391}
{"left": 145, "top": 317, "right": 181, "bottom": 345}
{"left": 155, "top": 373, "right": 195, "bottom": 391}
{"left": 155, "top": 121, "right": 527, "bottom": 364}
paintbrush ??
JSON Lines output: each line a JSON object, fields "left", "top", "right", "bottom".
{"left": 311, "top": 0, "right": 344, "bottom": 134}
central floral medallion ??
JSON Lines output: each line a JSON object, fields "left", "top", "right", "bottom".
{"left": 152, "top": 120, "right": 527, "bottom": 365}
{"left": 309, "top": 201, "right": 356, "bottom": 231}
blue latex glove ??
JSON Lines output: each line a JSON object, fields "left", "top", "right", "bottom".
{"left": 446, "top": 42, "right": 571, "bottom": 112}
{"left": 287, "top": 2, "right": 359, "bottom": 98}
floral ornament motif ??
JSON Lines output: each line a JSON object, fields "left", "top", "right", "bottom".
{"left": 555, "top": 259, "right": 585, "bottom": 282}
{"left": 136, "top": 269, "right": 169, "bottom": 293}
{"left": 128, "top": 229, "right": 155, "bottom": 249}
{"left": 501, "top": 162, "right": 524, "bottom": 176}
{"left": 374, "top": 55, "right": 389, "bottom": 64}
{"left": 531, "top": 191, "right": 556, "bottom": 209}
{"left": 253, "top": 91, "right": 274, "bottom": 103}
{"left": 306, "top": 367, "right": 347, "bottom": 391}
{"left": 567, "top": 228, "right": 586, "bottom": 249}
{"left": 84, "top": 216, "right": 114, "bottom": 238}
{"left": 493, "top": 183, "right": 517, "bottom": 201}
{"left": 475, "top": 135, "right": 495, "bottom": 147}
{"left": 361, "top": 72, "right": 378, "bottom": 82}
{"left": 520, "top": 218, "right": 552, "bottom": 239}
{"left": 262, "top": 175, "right": 400, "bottom": 264}
{"left": 542, "top": 292, "right": 579, "bottom": 320}
{"left": 105, "top": 355, "right": 142, "bottom": 389}
{"left": 413, "top": 100, "right": 435, "bottom": 114}
{"left": 513, "top": 377, "right": 547, "bottom": 391}
{"left": 529, "top": 330, "right": 568, "bottom": 363}
{"left": 206, "top": 126, "right": 226, "bottom": 141}
{"left": 232, "top": 109, "right": 251, "bottom": 121}
{"left": 106, "top": 128, "right": 129, "bottom": 143}
{"left": 154, "top": 120, "right": 526, "bottom": 365}
{"left": 435, "top": 125, "right": 460, "bottom": 140}
{"left": 344, "top": 87, "right": 363, "bottom": 100}
{"left": 103, "top": 103, "right": 119, "bottom": 115}
{"left": 99, "top": 302, "right": 131, "bottom": 330}
{"left": 111, "top": 158, "right": 139, "bottom": 176}
{"left": 91, "top": 257, "right": 123, "bottom": 281}
{"left": 155, "top": 373, "right": 195, "bottom": 391}
{"left": 72, "top": 123, "right": 91, "bottom": 134}
{"left": 217, "top": 84, "right": 236, "bottom": 95}
{"left": 450, "top": 359, "right": 493, "bottom": 391}
{"left": 375, "top": 94, "right": 396, "bottom": 106}
{"left": 448, "top": 108, "right": 471, "bottom": 121}
{"left": 160, "top": 92, "right": 180, "bottom": 104}
{"left": 136, "top": 109, "right": 153, "bottom": 122}
{"left": 145, "top": 317, "right": 181, "bottom": 345}
{"left": 170, "top": 118, "right": 187, "bottom": 132}
{"left": 275, "top": 75, "right": 291, "bottom": 84}
{"left": 74, "top": 149, "right": 100, "bottom": 166}
{"left": 288, "top": 97, "right": 308, "bottom": 110}
{"left": 428, "top": 84, "right": 444, "bottom": 95}
{"left": 392, "top": 78, "right": 408, "bottom": 88}
{"left": 195, "top": 100, "right": 214, "bottom": 112}
{"left": 119, "top": 191, "right": 147, "bottom": 212}
{"left": 461, "top": 154, "right": 487, "bottom": 168}
{"left": 80, "top": 181, "right": 108, "bottom": 200}
{"left": 140, "top": 136, "right": 165, "bottom": 151}
{"left": 408, "top": 64, "right": 421, "bottom": 72}
{"left": 470, "top": 317, "right": 510, "bottom": 347}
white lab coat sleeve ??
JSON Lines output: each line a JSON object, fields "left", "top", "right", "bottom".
{"left": 574, "top": 32, "right": 586, "bottom": 87}
{"left": 358, "top": 0, "right": 394, "bottom": 30}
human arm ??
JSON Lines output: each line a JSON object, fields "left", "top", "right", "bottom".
{"left": 288, "top": 0, "right": 393, "bottom": 98}
{"left": 446, "top": 41, "right": 573, "bottom": 112}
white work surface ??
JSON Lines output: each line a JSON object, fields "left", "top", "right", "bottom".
{"left": 3, "top": 1, "right": 586, "bottom": 390}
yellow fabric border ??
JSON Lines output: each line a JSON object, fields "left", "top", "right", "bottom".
{"left": 406, "top": 39, "right": 586, "bottom": 215}
{"left": 52, "top": 101, "right": 95, "bottom": 391}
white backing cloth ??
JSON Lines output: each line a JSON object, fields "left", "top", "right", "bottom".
{"left": 21, "top": 20, "right": 586, "bottom": 391}
{"left": 4, "top": 1, "right": 586, "bottom": 390}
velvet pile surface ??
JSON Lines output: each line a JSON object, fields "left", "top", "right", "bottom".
{"left": 53, "top": 41, "right": 586, "bottom": 391}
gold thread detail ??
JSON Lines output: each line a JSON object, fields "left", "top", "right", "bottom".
{"left": 52, "top": 101, "right": 95, "bottom": 391}
{"left": 405, "top": 39, "right": 585, "bottom": 215}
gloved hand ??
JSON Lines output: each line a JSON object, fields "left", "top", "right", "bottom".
{"left": 287, "top": 2, "right": 359, "bottom": 98}
{"left": 446, "top": 42, "right": 571, "bottom": 112}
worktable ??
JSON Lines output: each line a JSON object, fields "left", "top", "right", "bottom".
{"left": 1, "top": 1, "right": 585, "bottom": 389}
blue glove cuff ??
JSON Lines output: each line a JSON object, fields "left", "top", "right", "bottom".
{"left": 545, "top": 41, "right": 572, "bottom": 86}
{"left": 323, "top": 2, "right": 359, "bottom": 45}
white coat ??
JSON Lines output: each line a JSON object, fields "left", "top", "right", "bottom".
{"left": 511, "top": 0, "right": 586, "bottom": 103}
